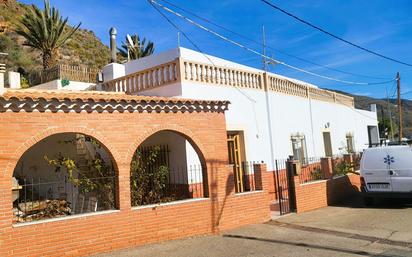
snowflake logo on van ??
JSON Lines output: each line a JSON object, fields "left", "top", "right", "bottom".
{"left": 384, "top": 155, "right": 395, "bottom": 166}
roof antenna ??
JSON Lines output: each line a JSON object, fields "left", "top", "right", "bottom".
{"left": 177, "top": 32, "right": 181, "bottom": 48}
{"left": 262, "top": 26, "right": 275, "bottom": 71}
{"left": 126, "top": 34, "right": 134, "bottom": 61}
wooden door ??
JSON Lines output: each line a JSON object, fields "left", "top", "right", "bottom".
{"left": 227, "top": 133, "right": 244, "bottom": 193}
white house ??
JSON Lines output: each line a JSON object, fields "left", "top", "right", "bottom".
{"left": 99, "top": 47, "right": 379, "bottom": 174}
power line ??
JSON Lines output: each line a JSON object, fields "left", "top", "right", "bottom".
{"left": 158, "top": 0, "right": 391, "bottom": 81}
{"left": 150, "top": 0, "right": 395, "bottom": 86}
{"left": 402, "top": 90, "right": 412, "bottom": 96}
{"left": 390, "top": 81, "right": 398, "bottom": 98}
{"left": 260, "top": 0, "right": 412, "bottom": 67}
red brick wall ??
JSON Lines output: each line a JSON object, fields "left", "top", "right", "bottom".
{"left": 294, "top": 174, "right": 360, "bottom": 213}
{"left": 0, "top": 111, "right": 271, "bottom": 257}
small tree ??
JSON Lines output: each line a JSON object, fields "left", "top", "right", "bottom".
{"left": 118, "top": 34, "right": 154, "bottom": 60}
{"left": 44, "top": 136, "right": 115, "bottom": 210}
{"left": 16, "top": 0, "right": 81, "bottom": 70}
{"left": 130, "top": 146, "right": 169, "bottom": 206}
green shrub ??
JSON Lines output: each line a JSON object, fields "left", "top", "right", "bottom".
{"left": 334, "top": 161, "right": 353, "bottom": 176}
{"left": 130, "top": 146, "right": 169, "bottom": 206}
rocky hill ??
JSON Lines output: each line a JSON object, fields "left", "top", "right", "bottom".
{"left": 0, "top": 0, "right": 110, "bottom": 75}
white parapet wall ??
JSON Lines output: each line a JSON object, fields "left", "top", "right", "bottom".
{"left": 31, "top": 79, "right": 96, "bottom": 91}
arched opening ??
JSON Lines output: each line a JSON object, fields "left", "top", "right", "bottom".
{"left": 12, "top": 133, "right": 117, "bottom": 223}
{"left": 130, "top": 130, "right": 207, "bottom": 206}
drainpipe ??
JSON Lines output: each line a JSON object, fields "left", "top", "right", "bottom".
{"left": 308, "top": 97, "right": 316, "bottom": 157}
{"left": 109, "top": 27, "right": 117, "bottom": 63}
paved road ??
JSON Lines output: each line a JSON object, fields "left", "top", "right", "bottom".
{"left": 278, "top": 196, "right": 412, "bottom": 243}
{"left": 94, "top": 196, "right": 412, "bottom": 257}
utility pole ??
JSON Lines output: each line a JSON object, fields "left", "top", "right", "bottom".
{"left": 380, "top": 106, "right": 385, "bottom": 139}
{"left": 385, "top": 86, "right": 394, "bottom": 141}
{"left": 396, "top": 72, "right": 403, "bottom": 143}
{"left": 261, "top": 25, "right": 276, "bottom": 171}
{"left": 262, "top": 26, "right": 268, "bottom": 71}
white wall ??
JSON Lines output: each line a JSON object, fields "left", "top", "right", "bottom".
{"left": 139, "top": 131, "right": 202, "bottom": 183}
{"left": 138, "top": 81, "right": 378, "bottom": 171}
{"left": 13, "top": 134, "right": 79, "bottom": 203}
{"left": 102, "top": 63, "right": 125, "bottom": 81}
{"left": 8, "top": 71, "right": 21, "bottom": 89}
{"left": 124, "top": 48, "right": 179, "bottom": 74}
{"left": 31, "top": 79, "right": 95, "bottom": 91}
{"left": 118, "top": 47, "right": 379, "bottom": 171}
{"left": 134, "top": 82, "right": 182, "bottom": 97}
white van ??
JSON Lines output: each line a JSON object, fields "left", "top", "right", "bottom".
{"left": 360, "top": 145, "right": 412, "bottom": 205}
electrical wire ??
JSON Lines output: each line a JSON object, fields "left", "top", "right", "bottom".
{"left": 149, "top": 0, "right": 395, "bottom": 86}
{"left": 260, "top": 0, "right": 412, "bottom": 67}
{"left": 401, "top": 90, "right": 412, "bottom": 96}
{"left": 149, "top": 0, "right": 258, "bottom": 104}
{"left": 158, "top": 0, "right": 391, "bottom": 81}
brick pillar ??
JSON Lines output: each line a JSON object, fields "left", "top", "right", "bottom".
{"left": 293, "top": 175, "right": 301, "bottom": 213}
{"left": 343, "top": 154, "right": 353, "bottom": 164}
{"left": 321, "top": 157, "right": 333, "bottom": 179}
{"left": 117, "top": 163, "right": 131, "bottom": 210}
{"left": 253, "top": 163, "right": 267, "bottom": 191}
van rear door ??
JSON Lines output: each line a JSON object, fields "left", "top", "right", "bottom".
{"left": 361, "top": 149, "right": 392, "bottom": 192}
{"left": 388, "top": 147, "right": 412, "bottom": 192}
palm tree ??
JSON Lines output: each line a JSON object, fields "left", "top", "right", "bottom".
{"left": 16, "top": 0, "right": 81, "bottom": 70}
{"left": 119, "top": 34, "right": 154, "bottom": 60}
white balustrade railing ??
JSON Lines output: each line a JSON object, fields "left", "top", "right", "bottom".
{"left": 183, "top": 60, "right": 263, "bottom": 90}
{"left": 100, "top": 58, "right": 354, "bottom": 107}
{"left": 101, "top": 59, "right": 179, "bottom": 93}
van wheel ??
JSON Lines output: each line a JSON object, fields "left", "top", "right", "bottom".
{"left": 363, "top": 197, "right": 374, "bottom": 206}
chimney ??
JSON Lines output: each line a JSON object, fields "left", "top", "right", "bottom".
{"left": 109, "top": 27, "right": 117, "bottom": 63}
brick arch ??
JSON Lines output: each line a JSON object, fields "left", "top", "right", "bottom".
{"left": 124, "top": 124, "right": 208, "bottom": 168}
{"left": 3, "top": 126, "right": 121, "bottom": 179}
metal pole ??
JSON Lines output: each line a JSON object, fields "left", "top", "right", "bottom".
{"left": 262, "top": 26, "right": 268, "bottom": 71}
{"left": 396, "top": 72, "right": 403, "bottom": 143}
{"left": 262, "top": 26, "right": 277, "bottom": 171}
{"left": 386, "top": 86, "right": 395, "bottom": 141}
{"left": 274, "top": 160, "right": 282, "bottom": 214}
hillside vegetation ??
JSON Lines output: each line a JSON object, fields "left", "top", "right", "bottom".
{"left": 0, "top": 0, "right": 110, "bottom": 75}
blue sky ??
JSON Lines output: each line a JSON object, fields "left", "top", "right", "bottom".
{"left": 20, "top": 0, "right": 412, "bottom": 100}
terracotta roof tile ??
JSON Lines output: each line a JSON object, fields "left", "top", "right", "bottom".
{"left": 2, "top": 89, "right": 229, "bottom": 105}
{"left": 0, "top": 89, "right": 230, "bottom": 114}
